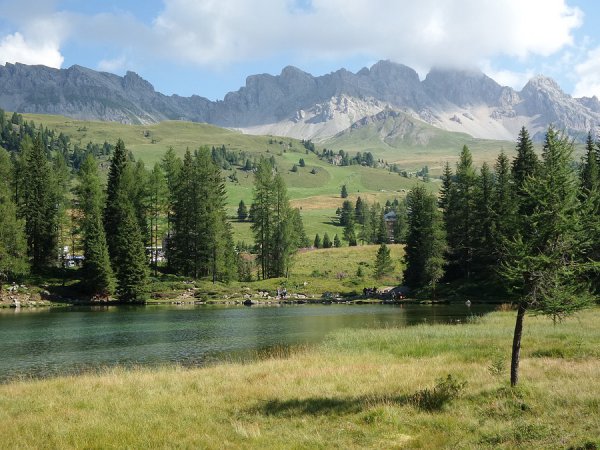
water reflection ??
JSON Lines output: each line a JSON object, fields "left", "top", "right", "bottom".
{"left": 0, "top": 303, "right": 491, "bottom": 381}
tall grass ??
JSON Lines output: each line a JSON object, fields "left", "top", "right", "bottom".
{"left": 1, "top": 309, "right": 598, "bottom": 448}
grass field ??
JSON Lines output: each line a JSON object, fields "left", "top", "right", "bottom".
{"left": 22, "top": 113, "right": 435, "bottom": 244}
{"left": 1, "top": 308, "right": 598, "bottom": 448}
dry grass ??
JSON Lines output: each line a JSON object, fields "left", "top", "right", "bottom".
{"left": 1, "top": 309, "right": 599, "bottom": 449}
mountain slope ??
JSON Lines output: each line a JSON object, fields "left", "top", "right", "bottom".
{"left": 2, "top": 60, "right": 599, "bottom": 142}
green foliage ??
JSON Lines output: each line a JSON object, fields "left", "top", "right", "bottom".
{"left": 237, "top": 200, "right": 248, "bottom": 221}
{"left": 374, "top": 243, "right": 393, "bottom": 279}
{"left": 76, "top": 154, "right": 114, "bottom": 296}
{"left": 340, "top": 184, "right": 348, "bottom": 198}
{"left": 0, "top": 148, "right": 28, "bottom": 283}
{"left": 322, "top": 233, "right": 332, "bottom": 249}
{"left": 313, "top": 234, "right": 321, "bottom": 249}
{"left": 21, "top": 134, "right": 60, "bottom": 271}
{"left": 333, "top": 234, "right": 341, "bottom": 248}
{"left": 410, "top": 374, "right": 466, "bottom": 412}
{"left": 404, "top": 185, "right": 446, "bottom": 291}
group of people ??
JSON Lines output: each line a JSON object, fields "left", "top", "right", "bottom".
{"left": 276, "top": 287, "right": 288, "bottom": 299}
{"left": 363, "top": 287, "right": 405, "bottom": 300}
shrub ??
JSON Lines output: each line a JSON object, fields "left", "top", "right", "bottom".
{"left": 411, "top": 374, "right": 466, "bottom": 411}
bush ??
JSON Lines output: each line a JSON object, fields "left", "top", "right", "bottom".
{"left": 411, "top": 374, "right": 466, "bottom": 411}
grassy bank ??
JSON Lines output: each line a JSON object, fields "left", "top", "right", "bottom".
{"left": 1, "top": 309, "right": 599, "bottom": 448}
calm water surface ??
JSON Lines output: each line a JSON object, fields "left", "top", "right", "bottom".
{"left": 0, "top": 303, "right": 492, "bottom": 382}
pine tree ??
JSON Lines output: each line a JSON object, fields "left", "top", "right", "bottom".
{"left": 375, "top": 211, "right": 388, "bottom": 244}
{"left": 149, "top": 163, "right": 167, "bottom": 277}
{"left": 103, "top": 140, "right": 148, "bottom": 301}
{"left": 404, "top": 185, "right": 446, "bottom": 290}
{"left": 343, "top": 217, "right": 357, "bottom": 246}
{"left": 313, "top": 234, "right": 321, "bottom": 248}
{"left": 333, "top": 234, "right": 341, "bottom": 248}
{"left": 237, "top": 200, "right": 248, "bottom": 221}
{"left": 322, "top": 232, "right": 332, "bottom": 248}
{"left": 512, "top": 126, "right": 538, "bottom": 192}
{"left": 160, "top": 146, "right": 182, "bottom": 268}
{"left": 113, "top": 199, "right": 149, "bottom": 302}
{"left": 104, "top": 139, "right": 127, "bottom": 262}
{"left": 581, "top": 132, "right": 599, "bottom": 195}
{"left": 354, "top": 196, "right": 367, "bottom": 225}
{"left": 0, "top": 148, "right": 28, "bottom": 285}
{"left": 339, "top": 200, "right": 354, "bottom": 226}
{"left": 22, "top": 134, "right": 58, "bottom": 271}
{"left": 445, "top": 145, "right": 477, "bottom": 279}
{"left": 439, "top": 161, "right": 453, "bottom": 212}
{"left": 299, "top": 158, "right": 306, "bottom": 167}
{"left": 492, "top": 151, "right": 517, "bottom": 255}
{"left": 76, "top": 154, "right": 113, "bottom": 297}
{"left": 341, "top": 184, "right": 348, "bottom": 198}
{"left": 500, "top": 127, "right": 593, "bottom": 386}
{"left": 374, "top": 243, "right": 393, "bottom": 279}
{"left": 472, "top": 162, "right": 496, "bottom": 278}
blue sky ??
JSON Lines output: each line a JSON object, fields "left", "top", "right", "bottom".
{"left": 1, "top": 0, "right": 600, "bottom": 101}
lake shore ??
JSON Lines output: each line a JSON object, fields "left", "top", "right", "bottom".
{"left": 1, "top": 309, "right": 598, "bottom": 448}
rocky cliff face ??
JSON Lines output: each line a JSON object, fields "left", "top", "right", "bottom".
{"left": 1, "top": 60, "right": 599, "bottom": 141}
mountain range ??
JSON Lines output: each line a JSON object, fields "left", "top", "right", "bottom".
{"left": 1, "top": 60, "right": 599, "bottom": 142}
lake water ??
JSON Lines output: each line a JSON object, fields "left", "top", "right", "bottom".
{"left": 0, "top": 303, "right": 493, "bottom": 382}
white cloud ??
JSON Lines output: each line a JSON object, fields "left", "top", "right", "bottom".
{"left": 148, "top": 0, "right": 582, "bottom": 70}
{"left": 0, "top": 31, "right": 63, "bottom": 68}
{"left": 573, "top": 46, "right": 600, "bottom": 98}
{"left": 98, "top": 56, "right": 128, "bottom": 73}
{"left": 480, "top": 61, "right": 534, "bottom": 90}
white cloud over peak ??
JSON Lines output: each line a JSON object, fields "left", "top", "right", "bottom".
{"left": 573, "top": 46, "right": 600, "bottom": 98}
{"left": 149, "top": 0, "right": 582, "bottom": 69}
{"left": 0, "top": 32, "right": 63, "bottom": 68}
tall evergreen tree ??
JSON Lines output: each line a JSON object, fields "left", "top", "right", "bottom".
{"left": 355, "top": 196, "right": 367, "bottom": 225}
{"left": 500, "top": 127, "right": 593, "bottom": 386}
{"left": 237, "top": 200, "right": 248, "bottom": 221}
{"left": 76, "top": 154, "right": 113, "bottom": 296}
{"left": 472, "top": 162, "right": 496, "bottom": 278}
{"left": 103, "top": 140, "right": 148, "bottom": 301}
{"left": 322, "top": 232, "right": 332, "bottom": 248}
{"left": 581, "top": 132, "right": 599, "bottom": 195}
{"left": 445, "top": 145, "right": 477, "bottom": 279}
{"left": 512, "top": 126, "right": 538, "bottom": 195}
{"left": 104, "top": 139, "right": 127, "bottom": 262}
{"left": 22, "top": 134, "right": 59, "bottom": 271}
{"left": 313, "top": 234, "right": 321, "bottom": 249}
{"left": 149, "top": 163, "right": 167, "bottom": 277}
{"left": 439, "top": 162, "right": 453, "bottom": 211}
{"left": 404, "top": 185, "right": 446, "bottom": 291}
{"left": 333, "top": 234, "right": 341, "bottom": 248}
{"left": 374, "top": 243, "right": 393, "bottom": 279}
{"left": 161, "top": 146, "right": 182, "bottom": 268}
{"left": 341, "top": 184, "right": 348, "bottom": 198}
{"left": 492, "top": 151, "right": 517, "bottom": 255}
{"left": 0, "top": 147, "right": 28, "bottom": 285}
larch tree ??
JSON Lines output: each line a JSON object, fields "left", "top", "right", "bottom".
{"left": 500, "top": 128, "right": 593, "bottom": 386}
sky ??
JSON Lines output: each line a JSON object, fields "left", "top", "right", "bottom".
{"left": 1, "top": 0, "right": 600, "bottom": 101}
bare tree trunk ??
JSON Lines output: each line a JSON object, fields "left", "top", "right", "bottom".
{"left": 510, "top": 302, "right": 527, "bottom": 386}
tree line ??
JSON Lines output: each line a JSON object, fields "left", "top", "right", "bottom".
{"left": 402, "top": 126, "right": 599, "bottom": 385}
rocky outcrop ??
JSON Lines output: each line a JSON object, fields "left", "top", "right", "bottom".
{"left": 1, "top": 60, "right": 599, "bottom": 141}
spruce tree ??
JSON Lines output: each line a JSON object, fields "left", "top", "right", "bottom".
{"left": 374, "top": 243, "right": 393, "bottom": 279}
{"left": 439, "top": 161, "right": 453, "bottom": 212}
{"left": 492, "top": 151, "right": 517, "bottom": 255}
{"left": 354, "top": 196, "right": 367, "bottom": 225}
{"left": 161, "top": 146, "right": 182, "bottom": 268}
{"left": 322, "top": 232, "right": 332, "bottom": 248}
{"left": 404, "top": 185, "right": 446, "bottom": 290}
{"left": 0, "top": 148, "right": 28, "bottom": 285}
{"left": 237, "top": 200, "right": 248, "bottom": 221}
{"left": 581, "top": 132, "right": 599, "bottom": 195}
{"left": 341, "top": 184, "right": 348, "bottom": 198}
{"left": 512, "top": 126, "right": 538, "bottom": 191}
{"left": 313, "top": 234, "right": 321, "bottom": 249}
{"left": 500, "top": 127, "right": 592, "bottom": 386}
{"left": 251, "top": 158, "right": 275, "bottom": 279}
{"left": 76, "top": 154, "right": 113, "bottom": 297}
{"left": 22, "top": 134, "right": 58, "bottom": 271}
{"left": 149, "top": 163, "right": 167, "bottom": 277}
{"left": 333, "top": 234, "right": 341, "bottom": 248}
{"left": 445, "top": 145, "right": 477, "bottom": 279}
{"left": 113, "top": 199, "right": 149, "bottom": 302}
{"left": 343, "top": 217, "right": 357, "bottom": 246}
{"left": 104, "top": 139, "right": 127, "bottom": 261}
{"left": 472, "top": 162, "right": 496, "bottom": 278}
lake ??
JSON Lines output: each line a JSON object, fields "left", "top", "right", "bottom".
{"left": 0, "top": 303, "right": 493, "bottom": 382}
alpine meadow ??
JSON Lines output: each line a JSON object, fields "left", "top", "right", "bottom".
{"left": 1, "top": 1, "right": 600, "bottom": 447}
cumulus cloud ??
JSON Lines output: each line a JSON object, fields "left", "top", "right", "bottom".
{"left": 149, "top": 0, "right": 582, "bottom": 70}
{"left": 573, "top": 46, "right": 600, "bottom": 98}
{"left": 0, "top": 32, "right": 63, "bottom": 67}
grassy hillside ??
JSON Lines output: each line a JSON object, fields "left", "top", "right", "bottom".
{"left": 22, "top": 114, "right": 434, "bottom": 244}
{"left": 1, "top": 309, "right": 598, "bottom": 448}
{"left": 324, "top": 111, "right": 514, "bottom": 175}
